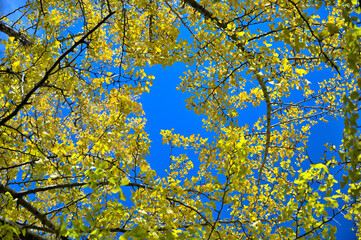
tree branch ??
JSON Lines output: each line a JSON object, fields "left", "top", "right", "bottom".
{"left": 0, "top": 158, "right": 40, "bottom": 171}
{"left": 0, "top": 20, "right": 32, "bottom": 46}
{"left": 0, "top": 183, "right": 66, "bottom": 239}
{"left": 287, "top": 0, "right": 340, "bottom": 75}
{"left": 16, "top": 181, "right": 145, "bottom": 197}
{"left": 0, "top": 216, "right": 51, "bottom": 240}
{"left": 181, "top": 0, "right": 272, "bottom": 187}
{"left": 255, "top": 74, "right": 271, "bottom": 188}
{"left": 0, "top": 11, "right": 115, "bottom": 127}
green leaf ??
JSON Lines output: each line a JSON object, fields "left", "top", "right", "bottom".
{"left": 119, "top": 190, "right": 126, "bottom": 201}
{"left": 325, "top": 188, "right": 332, "bottom": 197}
{"left": 340, "top": 175, "right": 349, "bottom": 189}
{"left": 120, "top": 178, "right": 130, "bottom": 186}
{"left": 326, "top": 23, "right": 339, "bottom": 35}
{"left": 350, "top": 91, "right": 360, "bottom": 101}
{"left": 338, "top": 151, "right": 346, "bottom": 161}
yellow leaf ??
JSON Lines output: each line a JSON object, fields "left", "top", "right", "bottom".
{"left": 295, "top": 68, "right": 307, "bottom": 76}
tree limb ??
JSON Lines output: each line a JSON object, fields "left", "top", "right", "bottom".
{"left": 0, "top": 20, "right": 32, "bottom": 46}
{"left": 0, "top": 216, "right": 51, "bottom": 240}
{"left": 0, "top": 183, "right": 65, "bottom": 239}
{"left": 16, "top": 181, "right": 145, "bottom": 197}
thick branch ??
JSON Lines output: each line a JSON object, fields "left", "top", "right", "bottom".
{"left": 0, "top": 183, "right": 63, "bottom": 238}
{"left": 183, "top": 0, "right": 225, "bottom": 27}
{"left": 183, "top": 0, "right": 245, "bottom": 50}
{"left": 16, "top": 181, "right": 145, "bottom": 197}
{"left": 255, "top": 75, "right": 271, "bottom": 187}
{"left": 16, "top": 182, "right": 90, "bottom": 197}
{"left": 0, "top": 216, "right": 51, "bottom": 240}
{"left": 0, "top": 21, "right": 32, "bottom": 46}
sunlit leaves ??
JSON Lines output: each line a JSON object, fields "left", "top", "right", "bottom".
{"left": 0, "top": 0, "right": 360, "bottom": 239}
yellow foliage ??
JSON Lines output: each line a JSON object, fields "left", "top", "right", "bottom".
{"left": 0, "top": 0, "right": 360, "bottom": 239}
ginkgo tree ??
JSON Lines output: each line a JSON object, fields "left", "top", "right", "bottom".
{"left": 0, "top": 0, "right": 360, "bottom": 239}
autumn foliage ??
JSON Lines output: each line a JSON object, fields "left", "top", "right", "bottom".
{"left": 0, "top": 0, "right": 361, "bottom": 239}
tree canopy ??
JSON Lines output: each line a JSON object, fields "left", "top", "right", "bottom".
{"left": 0, "top": 0, "right": 360, "bottom": 239}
